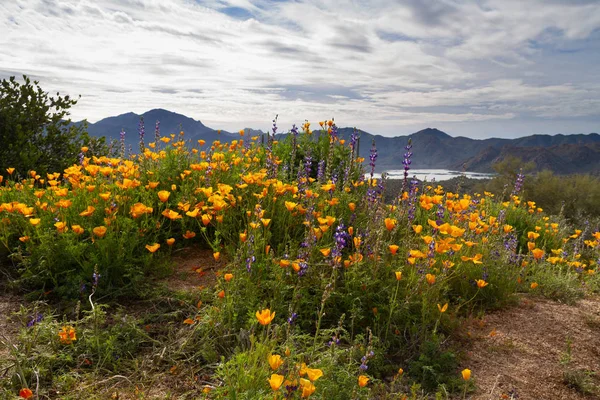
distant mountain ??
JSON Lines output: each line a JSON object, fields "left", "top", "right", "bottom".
{"left": 335, "top": 128, "right": 600, "bottom": 175}
{"left": 79, "top": 109, "right": 234, "bottom": 151}
{"left": 80, "top": 109, "right": 600, "bottom": 175}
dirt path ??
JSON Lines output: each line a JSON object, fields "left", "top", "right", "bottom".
{"left": 0, "top": 291, "right": 22, "bottom": 372}
{"left": 464, "top": 295, "right": 600, "bottom": 400}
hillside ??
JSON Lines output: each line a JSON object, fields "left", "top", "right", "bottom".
{"left": 82, "top": 110, "right": 600, "bottom": 175}
{"left": 79, "top": 109, "right": 234, "bottom": 151}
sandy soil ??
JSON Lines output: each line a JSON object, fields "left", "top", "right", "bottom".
{"left": 463, "top": 295, "right": 600, "bottom": 400}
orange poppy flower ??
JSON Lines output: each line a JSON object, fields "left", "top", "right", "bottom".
{"left": 256, "top": 308, "right": 275, "bottom": 325}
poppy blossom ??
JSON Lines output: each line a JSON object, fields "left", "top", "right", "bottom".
{"left": 145, "top": 243, "right": 160, "bottom": 253}
{"left": 58, "top": 326, "right": 77, "bottom": 344}
{"left": 358, "top": 375, "right": 369, "bottom": 387}
{"left": 268, "top": 374, "right": 284, "bottom": 390}
{"left": 476, "top": 279, "right": 489, "bottom": 288}
{"left": 268, "top": 354, "right": 283, "bottom": 370}
{"left": 461, "top": 369, "right": 471, "bottom": 380}
{"left": 256, "top": 308, "right": 275, "bottom": 325}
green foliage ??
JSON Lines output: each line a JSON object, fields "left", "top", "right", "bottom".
{"left": 1, "top": 117, "right": 600, "bottom": 398}
{"left": 1, "top": 302, "right": 150, "bottom": 398}
{"left": 0, "top": 75, "right": 105, "bottom": 178}
{"left": 529, "top": 265, "right": 586, "bottom": 305}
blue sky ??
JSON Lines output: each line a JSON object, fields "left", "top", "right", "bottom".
{"left": 1, "top": 0, "right": 599, "bottom": 138}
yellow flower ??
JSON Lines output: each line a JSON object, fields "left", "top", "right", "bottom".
{"left": 201, "top": 214, "right": 212, "bottom": 226}
{"left": 29, "top": 218, "right": 41, "bottom": 226}
{"left": 58, "top": 326, "right": 77, "bottom": 344}
{"left": 71, "top": 225, "right": 84, "bottom": 235}
{"left": 437, "top": 303, "right": 448, "bottom": 313}
{"left": 162, "top": 209, "right": 182, "bottom": 220}
{"left": 256, "top": 308, "right": 275, "bottom": 326}
{"left": 93, "top": 226, "right": 107, "bottom": 238}
{"left": 79, "top": 205, "right": 96, "bottom": 217}
{"left": 213, "top": 252, "right": 220, "bottom": 261}
{"left": 530, "top": 282, "right": 538, "bottom": 289}
{"left": 532, "top": 248, "right": 545, "bottom": 260}
{"left": 19, "top": 236, "right": 30, "bottom": 242}
{"left": 182, "top": 230, "right": 196, "bottom": 239}
{"left": 268, "top": 354, "right": 283, "bottom": 370}
{"left": 358, "top": 375, "right": 370, "bottom": 387}
{"left": 54, "top": 221, "right": 68, "bottom": 233}
{"left": 305, "top": 368, "right": 323, "bottom": 382}
{"left": 268, "top": 374, "right": 284, "bottom": 391}
{"left": 299, "top": 378, "right": 316, "bottom": 397}
{"left": 224, "top": 273, "right": 233, "bottom": 282}
{"left": 166, "top": 238, "right": 175, "bottom": 246}
{"left": 384, "top": 218, "right": 397, "bottom": 231}
{"left": 395, "top": 271, "right": 402, "bottom": 281}
{"left": 425, "top": 273, "right": 436, "bottom": 285}
{"left": 145, "top": 243, "right": 160, "bottom": 253}
{"left": 476, "top": 279, "right": 489, "bottom": 288}
{"left": 389, "top": 244, "right": 399, "bottom": 255}
{"left": 158, "top": 190, "right": 170, "bottom": 203}
{"left": 320, "top": 248, "right": 331, "bottom": 257}
{"left": 285, "top": 201, "right": 297, "bottom": 211}
{"left": 461, "top": 368, "right": 471, "bottom": 380}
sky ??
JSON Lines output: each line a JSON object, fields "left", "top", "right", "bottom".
{"left": 1, "top": 0, "right": 599, "bottom": 138}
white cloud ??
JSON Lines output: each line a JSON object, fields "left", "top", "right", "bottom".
{"left": 0, "top": 0, "right": 599, "bottom": 137}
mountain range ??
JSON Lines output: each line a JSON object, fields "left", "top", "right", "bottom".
{"left": 79, "top": 109, "right": 600, "bottom": 175}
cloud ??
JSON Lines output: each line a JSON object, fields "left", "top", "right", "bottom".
{"left": 0, "top": 0, "right": 598, "bottom": 138}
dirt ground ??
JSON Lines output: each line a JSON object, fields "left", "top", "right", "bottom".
{"left": 164, "top": 246, "right": 225, "bottom": 292}
{"left": 464, "top": 295, "right": 600, "bottom": 400}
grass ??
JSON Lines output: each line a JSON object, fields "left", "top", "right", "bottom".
{"left": 0, "top": 121, "right": 599, "bottom": 398}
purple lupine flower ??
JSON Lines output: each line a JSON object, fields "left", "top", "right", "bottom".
{"left": 272, "top": 115, "right": 278, "bottom": 136}
{"left": 428, "top": 239, "right": 436, "bottom": 258}
{"left": 436, "top": 203, "right": 445, "bottom": 225}
{"left": 327, "top": 335, "right": 341, "bottom": 346}
{"left": 287, "top": 312, "right": 298, "bottom": 324}
{"left": 27, "top": 313, "right": 43, "bottom": 328}
{"left": 497, "top": 209, "right": 506, "bottom": 224}
{"left": 290, "top": 124, "right": 299, "bottom": 175}
{"left": 350, "top": 128, "right": 359, "bottom": 155}
{"left": 332, "top": 222, "right": 350, "bottom": 259}
{"left": 317, "top": 160, "right": 325, "bottom": 182}
{"left": 92, "top": 271, "right": 101, "bottom": 287}
{"left": 407, "top": 178, "right": 419, "bottom": 223}
{"left": 402, "top": 139, "right": 413, "bottom": 194}
{"left": 138, "top": 117, "right": 145, "bottom": 153}
{"left": 329, "top": 122, "right": 338, "bottom": 140}
{"left": 369, "top": 139, "right": 377, "bottom": 178}
{"left": 119, "top": 128, "right": 126, "bottom": 158}
{"left": 154, "top": 120, "right": 160, "bottom": 144}
{"left": 511, "top": 171, "right": 525, "bottom": 197}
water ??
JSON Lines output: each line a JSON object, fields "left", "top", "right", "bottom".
{"left": 369, "top": 169, "right": 495, "bottom": 182}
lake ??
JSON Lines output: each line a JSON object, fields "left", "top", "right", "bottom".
{"left": 370, "top": 169, "right": 495, "bottom": 182}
